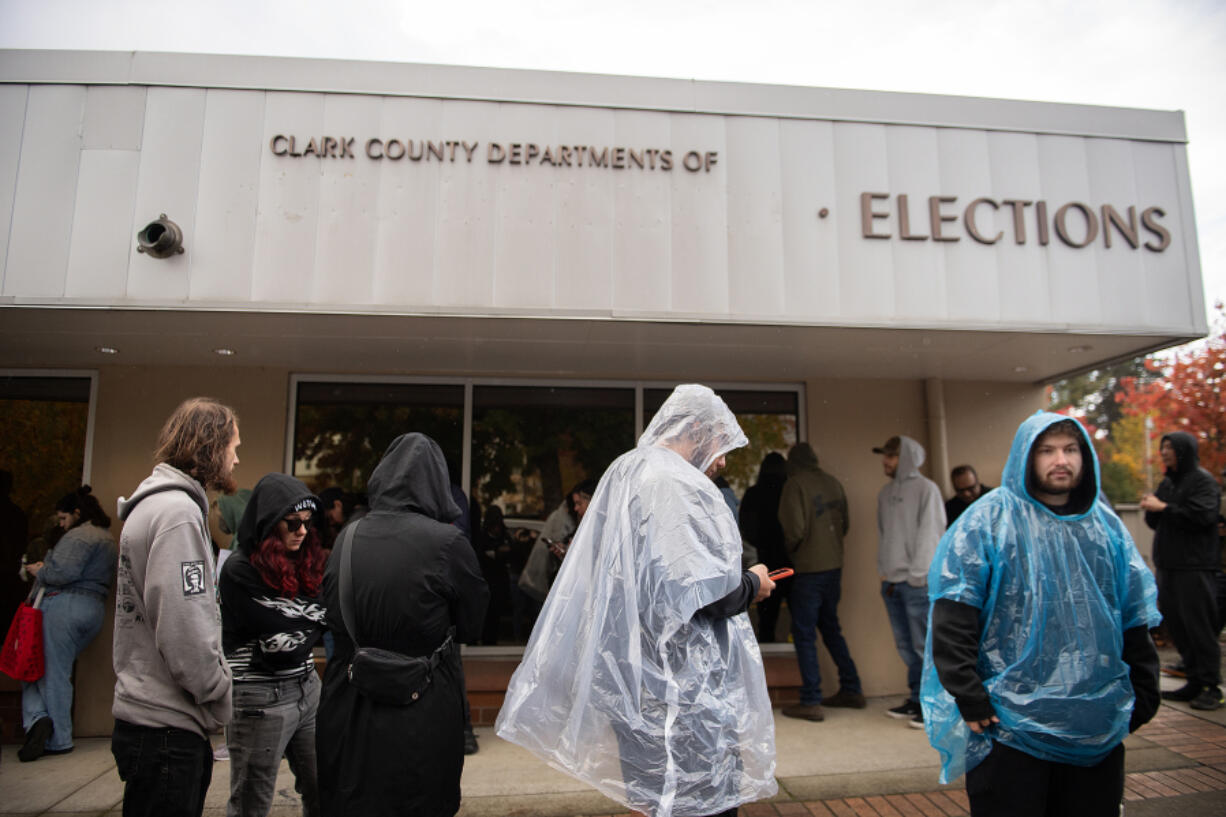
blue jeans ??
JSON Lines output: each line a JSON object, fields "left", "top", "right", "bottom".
{"left": 226, "top": 671, "right": 321, "bottom": 817}
{"left": 112, "top": 718, "right": 213, "bottom": 817}
{"left": 22, "top": 589, "right": 105, "bottom": 750}
{"left": 790, "top": 570, "right": 861, "bottom": 705}
{"left": 881, "top": 580, "right": 928, "bottom": 701}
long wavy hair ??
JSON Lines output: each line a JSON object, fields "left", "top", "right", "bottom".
{"left": 154, "top": 397, "right": 239, "bottom": 492}
{"left": 249, "top": 526, "right": 326, "bottom": 598}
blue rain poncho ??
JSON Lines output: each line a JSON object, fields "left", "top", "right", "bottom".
{"left": 496, "top": 385, "right": 777, "bottom": 817}
{"left": 921, "top": 411, "right": 1160, "bottom": 783}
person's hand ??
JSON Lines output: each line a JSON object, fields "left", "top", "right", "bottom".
{"left": 27, "top": 561, "right": 43, "bottom": 577}
{"left": 1139, "top": 494, "right": 1167, "bottom": 512}
{"left": 966, "top": 715, "right": 1000, "bottom": 734}
{"left": 749, "top": 564, "right": 775, "bottom": 602}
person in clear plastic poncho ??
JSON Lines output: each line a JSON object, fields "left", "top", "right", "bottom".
{"left": 496, "top": 385, "right": 779, "bottom": 817}
{"left": 921, "top": 412, "right": 1161, "bottom": 816}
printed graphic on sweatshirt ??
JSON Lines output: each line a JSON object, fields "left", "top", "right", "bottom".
{"left": 181, "top": 560, "right": 206, "bottom": 596}
{"left": 254, "top": 596, "right": 326, "bottom": 622}
{"left": 115, "top": 553, "right": 142, "bottom": 625}
{"left": 260, "top": 630, "right": 312, "bottom": 654}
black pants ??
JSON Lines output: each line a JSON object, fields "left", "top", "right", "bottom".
{"left": 1158, "top": 568, "right": 1222, "bottom": 688}
{"left": 966, "top": 741, "right": 1124, "bottom": 817}
{"left": 111, "top": 718, "right": 213, "bottom": 817}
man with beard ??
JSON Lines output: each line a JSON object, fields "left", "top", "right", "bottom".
{"left": 111, "top": 397, "right": 242, "bottom": 817}
{"left": 922, "top": 414, "right": 1160, "bottom": 816}
{"left": 1141, "top": 431, "right": 1223, "bottom": 710}
{"left": 497, "top": 384, "right": 778, "bottom": 817}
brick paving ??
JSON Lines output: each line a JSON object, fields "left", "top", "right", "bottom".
{"left": 589, "top": 706, "right": 1226, "bottom": 817}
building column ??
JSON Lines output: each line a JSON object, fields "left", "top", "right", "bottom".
{"left": 925, "top": 378, "right": 951, "bottom": 496}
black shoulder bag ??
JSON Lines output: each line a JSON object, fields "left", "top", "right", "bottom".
{"left": 336, "top": 520, "right": 455, "bottom": 706}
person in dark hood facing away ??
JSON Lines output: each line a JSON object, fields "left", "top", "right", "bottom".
{"left": 1141, "top": 431, "right": 1223, "bottom": 710}
{"left": 315, "top": 433, "right": 488, "bottom": 817}
{"left": 219, "top": 473, "right": 326, "bottom": 817}
{"left": 739, "top": 452, "right": 789, "bottom": 642}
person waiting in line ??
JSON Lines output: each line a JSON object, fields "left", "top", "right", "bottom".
{"left": 220, "top": 474, "right": 327, "bottom": 817}
{"left": 497, "top": 385, "right": 778, "bottom": 817}
{"left": 738, "top": 452, "right": 789, "bottom": 642}
{"left": 315, "top": 433, "right": 488, "bottom": 817}
{"left": 778, "top": 442, "right": 864, "bottom": 721}
{"left": 923, "top": 414, "right": 1160, "bottom": 816}
{"left": 18, "top": 485, "right": 116, "bottom": 762}
{"left": 945, "top": 464, "right": 992, "bottom": 528}
{"left": 519, "top": 479, "right": 596, "bottom": 601}
{"left": 1141, "top": 431, "right": 1223, "bottom": 710}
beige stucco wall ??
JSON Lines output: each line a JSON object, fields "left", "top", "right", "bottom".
{"left": 71, "top": 366, "right": 1043, "bottom": 735}
{"left": 798, "top": 377, "right": 1043, "bottom": 699}
{"left": 74, "top": 364, "right": 289, "bottom": 737}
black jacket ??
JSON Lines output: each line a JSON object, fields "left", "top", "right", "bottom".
{"left": 1146, "top": 432, "right": 1222, "bottom": 570}
{"left": 316, "top": 433, "right": 489, "bottom": 817}
{"left": 219, "top": 474, "right": 324, "bottom": 681}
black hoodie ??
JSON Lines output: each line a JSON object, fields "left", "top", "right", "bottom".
{"left": 1146, "top": 431, "right": 1222, "bottom": 570}
{"left": 219, "top": 473, "right": 325, "bottom": 681}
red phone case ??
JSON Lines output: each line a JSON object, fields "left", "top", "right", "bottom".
{"left": 767, "top": 568, "right": 794, "bottom": 580}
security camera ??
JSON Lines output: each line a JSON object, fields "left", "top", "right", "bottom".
{"left": 136, "top": 214, "right": 185, "bottom": 258}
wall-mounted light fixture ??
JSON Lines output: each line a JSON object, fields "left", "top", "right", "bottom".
{"left": 136, "top": 214, "right": 185, "bottom": 258}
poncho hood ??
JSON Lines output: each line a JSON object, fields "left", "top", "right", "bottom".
{"left": 639, "top": 384, "right": 748, "bottom": 474}
{"left": 234, "top": 473, "right": 319, "bottom": 554}
{"left": 1008, "top": 412, "right": 1099, "bottom": 518}
{"left": 367, "top": 433, "right": 461, "bottom": 522}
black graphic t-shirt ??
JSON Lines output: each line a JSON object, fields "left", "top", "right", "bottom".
{"left": 219, "top": 550, "right": 326, "bottom": 682}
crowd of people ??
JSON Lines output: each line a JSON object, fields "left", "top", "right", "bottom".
{"left": 3, "top": 387, "right": 1224, "bottom": 817}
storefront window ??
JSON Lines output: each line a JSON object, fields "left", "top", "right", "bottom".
{"left": 292, "top": 381, "right": 465, "bottom": 496}
{"left": 0, "top": 374, "right": 92, "bottom": 621}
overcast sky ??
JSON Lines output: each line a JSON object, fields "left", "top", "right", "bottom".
{"left": 3, "top": 0, "right": 1224, "bottom": 321}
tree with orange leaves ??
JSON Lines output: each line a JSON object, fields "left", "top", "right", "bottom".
{"left": 1117, "top": 303, "right": 1226, "bottom": 481}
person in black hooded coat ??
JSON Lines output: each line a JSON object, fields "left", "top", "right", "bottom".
{"left": 316, "top": 433, "right": 489, "bottom": 817}
{"left": 1142, "top": 430, "right": 1223, "bottom": 709}
{"left": 219, "top": 473, "right": 327, "bottom": 817}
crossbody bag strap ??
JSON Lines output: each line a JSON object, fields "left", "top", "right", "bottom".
{"left": 337, "top": 519, "right": 362, "bottom": 648}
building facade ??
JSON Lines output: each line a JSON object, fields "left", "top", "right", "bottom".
{"left": 0, "top": 49, "right": 1206, "bottom": 736}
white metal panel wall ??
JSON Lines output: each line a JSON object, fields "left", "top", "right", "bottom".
{"left": 191, "top": 90, "right": 265, "bottom": 303}
{"left": 5, "top": 85, "right": 85, "bottom": 298}
{"left": 0, "top": 83, "right": 1206, "bottom": 337}
{"left": 128, "top": 87, "right": 206, "bottom": 301}
{"left": 0, "top": 85, "right": 29, "bottom": 293}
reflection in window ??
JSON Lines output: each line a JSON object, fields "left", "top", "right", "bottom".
{"left": 293, "top": 382, "right": 465, "bottom": 496}
{"left": 0, "top": 375, "right": 91, "bottom": 622}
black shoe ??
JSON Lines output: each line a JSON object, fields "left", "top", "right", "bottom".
{"left": 1190, "top": 687, "right": 1224, "bottom": 711}
{"left": 463, "top": 729, "right": 479, "bottom": 755}
{"left": 1161, "top": 682, "right": 1202, "bottom": 702}
{"left": 886, "top": 700, "right": 921, "bottom": 719}
{"left": 824, "top": 690, "right": 867, "bottom": 709}
{"left": 909, "top": 711, "right": 925, "bottom": 729}
{"left": 18, "top": 717, "right": 53, "bottom": 762}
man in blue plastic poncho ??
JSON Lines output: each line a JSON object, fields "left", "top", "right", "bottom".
{"left": 496, "top": 384, "right": 779, "bottom": 817}
{"left": 921, "top": 413, "right": 1161, "bottom": 817}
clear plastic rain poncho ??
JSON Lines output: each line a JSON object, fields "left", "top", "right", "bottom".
{"left": 496, "top": 385, "right": 778, "bottom": 817}
{"left": 921, "top": 411, "right": 1160, "bottom": 783}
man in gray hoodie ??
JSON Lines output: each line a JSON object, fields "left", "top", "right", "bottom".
{"left": 874, "top": 435, "right": 945, "bottom": 728}
{"left": 111, "top": 397, "right": 241, "bottom": 817}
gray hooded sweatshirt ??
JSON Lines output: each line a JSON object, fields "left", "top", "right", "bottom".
{"left": 112, "top": 463, "right": 233, "bottom": 738}
{"left": 876, "top": 436, "right": 946, "bottom": 587}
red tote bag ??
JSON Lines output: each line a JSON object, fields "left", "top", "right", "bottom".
{"left": 0, "top": 587, "right": 46, "bottom": 682}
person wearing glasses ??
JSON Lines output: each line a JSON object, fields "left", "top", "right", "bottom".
{"left": 945, "top": 465, "right": 992, "bottom": 528}
{"left": 219, "top": 474, "right": 327, "bottom": 817}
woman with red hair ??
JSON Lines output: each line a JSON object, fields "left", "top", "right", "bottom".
{"left": 220, "top": 473, "right": 326, "bottom": 817}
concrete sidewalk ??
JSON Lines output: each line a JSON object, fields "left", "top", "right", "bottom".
{"left": 4, "top": 676, "right": 1226, "bottom": 817}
